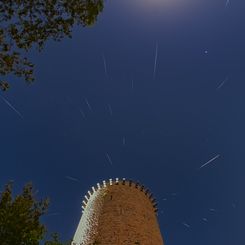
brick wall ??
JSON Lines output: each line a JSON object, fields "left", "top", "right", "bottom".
{"left": 72, "top": 179, "right": 164, "bottom": 245}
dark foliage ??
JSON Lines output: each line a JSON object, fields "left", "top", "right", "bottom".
{"left": 0, "top": 0, "right": 104, "bottom": 90}
{"left": 0, "top": 182, "right": 49, "bottom": 245}
{"left": 44, "top": 232, "right": 71, "bottom": 245}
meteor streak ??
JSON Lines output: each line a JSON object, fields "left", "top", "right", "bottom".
{"left": 217, "top": 77, "right": 228, "bottom": 90}
{"left": 182, "top": 222, "right": 190, "bottom": 228}
{"left": 106, "top": 153, "right": 113, "bottom": 165}
{"left": 153, "top": 42, "right": 158, "bottom": 79}
{"left": 47, "top": 212, "right": 60, "bottom": 217}
{"left": 79, "top": 109, "right": 86, "bottom": 118}
{"left": 85, "top": 98, "right": 93, "bottom": 112}
{"left": 65, "top": 176, "right": 80, "bottom": 182}
{"left": 0, "top": 95, "right": 23, "bottom": 118}
{"left": 102, "top": 53, "right": 108, "bottom": 78}
{"left": 108, "top": 104, "right": 112, "bottom": 116}
{"left": 123, "top": 137, "right": 126, "bottom": 145}
{"left": 199, "top": 154, "right": 220, "bottom": 169}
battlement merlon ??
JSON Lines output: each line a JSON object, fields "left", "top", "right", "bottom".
{"left": 80, "top": 178, "right": 158, "bottom": 214}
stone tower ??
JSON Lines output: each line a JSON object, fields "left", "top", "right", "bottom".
{"left": 71, "top": 178, "right": 164, "bottom": 245}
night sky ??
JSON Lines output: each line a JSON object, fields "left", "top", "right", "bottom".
{"left": 0, "top": 0, "right": 244, "bottom": 244}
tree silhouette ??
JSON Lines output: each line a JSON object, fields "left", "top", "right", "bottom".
{"left": 0, "top": 181, "right": 49, "bottom": 245}
{"left": 0, "top": 181, "right": 72, "bottom": 244}
{"left": 0, "top": 0, "right": 104, "bottom": 91}
{"left": 45, "top": 232, "right": 71, "bottom": 245}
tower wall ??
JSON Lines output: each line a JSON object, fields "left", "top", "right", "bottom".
{"left": 72, "top": 178, "right": 164, "bottom": 245}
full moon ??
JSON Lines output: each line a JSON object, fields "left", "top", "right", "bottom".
{"left": 125, "top": 0, "right": 189, "bottom": 12}
{"left": 135, "top": 0, "right": 167, "bottom": 8}
{"left": 122, "top": 0, "right": 197, "bottom": 17}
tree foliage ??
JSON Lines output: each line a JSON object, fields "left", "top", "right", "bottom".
{"left": 0, "top": 182, "right": 49, "bottom": 245}
{"left": 44, "top": 233, "right": 71, "bottom": 245}
{"left": 0, "top": 0, "right": 104, "bottom": 90}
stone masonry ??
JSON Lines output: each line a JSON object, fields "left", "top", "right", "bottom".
{"left": 71, "top": 178, "right": 164, "bottom": 245}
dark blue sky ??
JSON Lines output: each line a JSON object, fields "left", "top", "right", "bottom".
{"left": 0, "top": 0, "right": 244, "bottom": 244}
